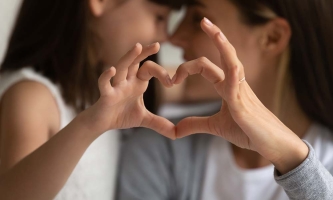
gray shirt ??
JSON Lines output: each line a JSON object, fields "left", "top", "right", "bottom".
{"left": 117, "top": 128, "right": 333, "bottom": 200}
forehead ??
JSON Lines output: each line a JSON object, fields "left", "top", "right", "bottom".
{"left": 149, "top": 0, "right": 187, "bottom": 9}
{"left": 189, "top": 0, "right": 236, "bottom": 10}
{"left": 188, "top": 0, "right": 239, "bottom": 18}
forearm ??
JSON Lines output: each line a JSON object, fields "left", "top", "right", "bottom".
{"left": 270, "top": 131, "right": 309, "bottom": 175}
{"left": 0, "top": 112, "right": 99, "bottom": 200}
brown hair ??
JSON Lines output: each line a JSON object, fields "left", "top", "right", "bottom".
{"left": 226, "top": 0, "right": 333, "bottom": 131}
{"left": 0, "top": 0, "right": 185, "bottom": 112}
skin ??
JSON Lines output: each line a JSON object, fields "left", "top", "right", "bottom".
{"left": 0, "top": 0, "right": 312, "bottom": 198}
{"left": 0, "top": 0, "right": 174, "bottom": 198}
{"left": 90, "top": 0, "right": 171, "bottom": 66}
{"left": 89, "top": 0, "right": 214, "bottom": 104}
{"left": 0, "top": 43, "right": 175, "bottom": 199}
{"left": 0, "top": 0, "right": 172, "bottom": 170}
{"left": 170, "top": 0, "right": 311, "bottom": 171}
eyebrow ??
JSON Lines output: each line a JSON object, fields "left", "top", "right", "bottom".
{"left": 188, "top": 0, "right": 206, "bottom": 7}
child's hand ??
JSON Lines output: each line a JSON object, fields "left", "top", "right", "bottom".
{"left": 81, "top": 43, "right": 176, "bottom": 139}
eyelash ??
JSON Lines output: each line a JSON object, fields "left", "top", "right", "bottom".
{"left": 192, "top": 12, "right": 204, "bottom": 24}
{"left": 156, "top": 15, "right": 166, "bottom": 22}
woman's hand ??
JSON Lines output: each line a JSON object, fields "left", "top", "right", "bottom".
{"left": 173, "top": 18, "right": 309, "bottom": 174}
{"left": 81, "top": 43, "right": 176, "bottom": 139}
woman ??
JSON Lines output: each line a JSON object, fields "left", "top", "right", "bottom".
{"left": 117, "top": 0, "right": 333, "bottom": 199}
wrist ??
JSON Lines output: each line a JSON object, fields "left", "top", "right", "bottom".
{"left": 75, "top": 108, "right": 105, "bottom": 140}
{"left": 272, "top": 138, "right": 309, "bottom": 175}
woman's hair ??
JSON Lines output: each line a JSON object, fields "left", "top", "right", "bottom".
{"left": 227, "top": 0, "right": 333, "bottom": 131}
{"left": 0, "top": 0, "right": 185, "bottom": 112}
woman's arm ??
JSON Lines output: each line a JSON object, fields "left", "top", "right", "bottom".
{"left": 0, "top": 43, "right": 175, "bottom": 200}
{"left": 172, "top": 18, "right": 333, "bottom": 199}
{"left": 274, "top": 141, "right": 333, "bottom": 199}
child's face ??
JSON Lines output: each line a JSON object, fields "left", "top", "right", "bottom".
{"left": 170, "top": 0, "right": 277, "bottom": 99}
{"left": 92, "top": 0, "right": 171, "bottom": 66}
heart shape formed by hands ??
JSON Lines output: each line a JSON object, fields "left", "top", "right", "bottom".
{"left": 85, "top": 18, "right": 308, "bottom": 174}
{"left": 88, "top": 17, "right": 275, "bottom": 151}
{"left": 88, "top": 16, "right": 255, "bottom": 150}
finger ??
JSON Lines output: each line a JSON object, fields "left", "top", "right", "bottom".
{"left": 176, "top": 116, "right": 213, "bottom": 138}
{"left": 127, "top": 42, "right": 161, "bottom": 78}
{"left": 201, "top": 18, "right": 245, "bottom": 79}
{"left": 112, "top": 43, "right": 142, "bottom": 86}
{"left": 201, "top": 18, "right": 245, "bottom": 99}
{"left": 98, "top": 67, "right": 116, "bottom": 96}
{"left": 137, "top": 61, "right": 173, "bottom": 88}
{"left": 141, "top": 111, "right": 176, "bottom": 140}
{"left": 172, "top": 57, "right": 225, "bottom": 87}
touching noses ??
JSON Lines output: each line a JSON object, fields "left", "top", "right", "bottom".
{"left": 169, "top": 22, "right": 190, "bottom": 49}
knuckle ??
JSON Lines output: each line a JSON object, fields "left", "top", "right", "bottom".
{"left": 178, "top": 63, "right": 186, "bottom": 71}
{"left": 197, "top": 57, "right": 208, "bottom": 65}
{"left": 141, "top": 60, "right": 153, "bottom": 68}
{"left": 231, "top": 62, "right": 242, "bottom": 72}
{"left": 144, "top": 60, "right": 153, "bottom": 65}
{"left": 230, "top": 64, "right": 238, "bottom": 72}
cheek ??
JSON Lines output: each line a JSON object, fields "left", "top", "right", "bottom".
{"left": 231, "top": 38, "right": 264, "bottom": 90}
{"left": 97, "top": 14, "right": 157, "bottom": 65}
{"left": 191, "top": 33, "right": 221, "bottom": 66}
{"left": 127, "top": 20, "right": 158, "bottom": 45}
{"left": 191, "top": 31, "right": 263, "bottom": 88}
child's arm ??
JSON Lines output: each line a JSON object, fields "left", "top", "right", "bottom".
{"left": 0, "top": 43, "right": 174, "bottom": 200}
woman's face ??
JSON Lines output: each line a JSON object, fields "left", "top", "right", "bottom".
{"left": 92, "top": 0, "right": 171, "bottom": 66}
{"left": 170, "top": 0, "right": 282, "bottom": 103}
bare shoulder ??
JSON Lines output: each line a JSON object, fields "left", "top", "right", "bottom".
{"left": 0, "top": 80, "right": 60, "bottom": 139}
{"left": 2, "top": 80, "right": 56, "bottom": 105}
{"left": 0, "top": 81, "right": 61, "bottom": 171}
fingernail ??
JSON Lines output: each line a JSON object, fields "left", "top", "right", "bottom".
{"left": 148, "top": 42, "right": 155, "bottom": 47}
{"left": 133, "top": 43, "right": 139, "bottom": 49}
{"left": 219, "top": 32, "right": 227, "bottom": 42}
{"left": 172, "top": 74, "right": 178, "bottom": 83}
{"left": 204, "top": 17, "right": 213, "bottom": 26}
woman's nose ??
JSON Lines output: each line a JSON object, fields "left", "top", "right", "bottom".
{"left": 169, "top": 23, "right": 189, "bottom": 49}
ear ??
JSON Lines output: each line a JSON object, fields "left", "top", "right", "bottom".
{"left": 260, "top": 18, "right": 291, "bottom": 55}
{"left": 89, "top": 0, "right": 108, "bottom": 17}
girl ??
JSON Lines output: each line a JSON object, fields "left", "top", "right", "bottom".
{"left": 0, "top": 0, "right": 185, "bottom": 199}
{"left": 118, "top": 0, "right": 333, "bottom": 199}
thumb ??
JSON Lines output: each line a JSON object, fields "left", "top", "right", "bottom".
{"left": 141, "top": 111, "right": 176, "bottom": 140}
{"left": 176, "top": 116, "right": 213, "bottom": 138}
{"left": 98, "top": 67, "right": 116, "bottom": 96}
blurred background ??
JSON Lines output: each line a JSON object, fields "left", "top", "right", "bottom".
{"left": 0, "top": 0, "right": 22, "bottom": 62}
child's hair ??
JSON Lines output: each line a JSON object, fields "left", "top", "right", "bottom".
{"left": 0, "top": 0, "right": 186, "bottom": 112}
{"left": 225, "top": 0, "right": 333, "bottom": 131}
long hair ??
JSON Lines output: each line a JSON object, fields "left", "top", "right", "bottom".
{"left": 0, "top": 0, "right": 186, "bottom": 112}
{"left": 228, "top": 0, "right": 333, "bottom": 131}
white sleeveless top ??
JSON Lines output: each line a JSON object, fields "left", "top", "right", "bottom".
{"left": 0, "top": 68, "right": 120, "bottom": 200}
